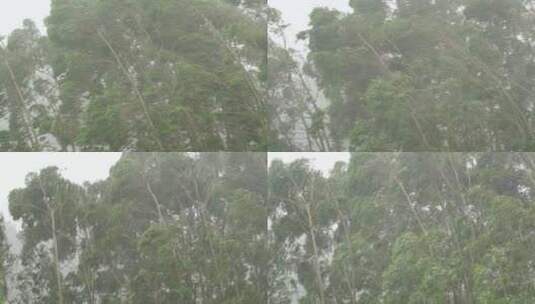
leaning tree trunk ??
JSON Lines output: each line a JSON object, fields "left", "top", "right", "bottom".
{"left": 49, "top": 208, "right": 64, "bottom": 304}
{"left": 1, "top": 46, "right": 40, "bottom": 150}
{"left": 303, "top": 175, "right": 326, "bottom": 304}
{"left": 38, "top": 176, "right": 64, "bottom": 304}
{"left": 305, "top": 204, "right": 326, "bottom": 304}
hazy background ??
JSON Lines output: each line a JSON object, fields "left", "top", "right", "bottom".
{"left": 0, "top": 0, "right": 51, "bottom": 37}
{"left": 269, "top": 152, "right": 350, "bottom": 174}
{"left": 269, "top": 0, "right": 351, "bottom": 52}
{"left": 0, "top": 153, "right": 121, "bottom": 228}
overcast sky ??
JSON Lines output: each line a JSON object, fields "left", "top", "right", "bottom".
{"left": 0, "top": 0, "right": 351, "bottom": 42}
{"left": 268, "top": 152, "right": 350, "bottom": 174}
{"left": 269, "top": 0, "right": 351, "bottom": 52}
{"left": 0, "top": 153, "right": 121, "bottom": 228}
{"left": 0, "top": 0, "right": 51, "bottom": 37}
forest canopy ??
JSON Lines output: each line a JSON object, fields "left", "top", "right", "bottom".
{"left": 5, "top": 152, "right": 535, "bottom": 303}
{"left": 270, "top": 0, "right": 535, "bottom": 151}
{"left": 269, "top": 152, "right": 535, "bottom": 303}
{"left": 4, "top": 0, "right": 535, "bottom": 151}
{"left": 5, "top": 152, "right": 268, "bottom": 303}
{"left": 0, "top": 0, "right": 267, "bottom": 151}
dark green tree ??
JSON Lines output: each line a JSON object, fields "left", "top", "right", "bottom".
{"left": 9, "top": 167, "right": 83, "bottom": 304}
{"left": 269, "top": 153, "right": 535, "bottom": 303}
{"left": 7, "top": 153, "right": 268, "bottom": 303}
{"left": 300, "top": 0, "right": 535, "bottom": 151}
{"left": 1, "top": 0, "right": 268, "bottom": 151}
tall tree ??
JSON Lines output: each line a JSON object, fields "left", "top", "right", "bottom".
{"left": 0, "top": 20, "right": 59, "bottom": 151}
{"left": 1, "top": 0, "right": 268, "bottom": 151}
{"left": 7, "top": 152, "right": 268, "bottom": 303}
{"left": 270, "top": 153, "right": 535, "bottom": 303}
{"left": 9, "top": 167, "right": 82, "bottom": 304}
{"left": 300, "top": 0, "right": 535, "bottom": 151}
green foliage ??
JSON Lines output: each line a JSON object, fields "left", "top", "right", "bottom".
{"left": 270, "top": 153, "right": 535, "bottom": 303}
{"left": 8, "top": 152, "right": 268, "bottom": 303}
{"left": 303, "top": 0, "right": 535, "bottom": 150}
{"left": 0, "top": 0, "right": 267, "bottom": 151}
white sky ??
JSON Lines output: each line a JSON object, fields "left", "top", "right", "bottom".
{"left": 0, "top": 0, "right": 352, "bottom": 45}
{"left": 0, "top": 0, "right": 351, "bottom": 39}
{"left": 0, "top": 153, "right": 121, "bottom": 227}
{"left": 269, "top": 0, "right": 351, "bottom": 52}
{"left": 0, "top": 0, "right": 51, "bottom": 37}
{"left": 268, "top": 152, "right": 350, "bottom": 174}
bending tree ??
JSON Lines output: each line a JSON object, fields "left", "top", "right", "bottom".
{"left": 301, "top": 0, "right": 535, "bottom": 151}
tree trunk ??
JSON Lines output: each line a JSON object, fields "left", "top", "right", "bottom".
{"left": 305, "top": 204, "right": 326, "bottom": 304}
{"left": 1, "top": 47, "right": 40, "bottom": 150}
{"left": 49, "top": 210, "right": 64, "bottom": 304}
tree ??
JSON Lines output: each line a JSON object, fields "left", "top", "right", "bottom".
{"left": 0, "top": 19, "right": 58, "bottom": 151}
{"left": 1, "top": 0, "right": 268, "bottom": 151}
{"left": 7, "top": 152, "right": 269, "bottom": 303}
{"left": 269, "top": 153, "right": 535, "bottom": 303}
{"left": 300, "top": 0, "right": 535, "bottom": 151}
{"left": 268, "top": 6, "right": 333, "bottom": 151}
{"left": 9, "top": 167, "right": 83, "bottom": 304}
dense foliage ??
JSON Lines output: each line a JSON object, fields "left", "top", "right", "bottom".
{"left": 0, "top": 0, "right": 267, "bottom": 151}
{"left": 7, "top": 152, "right": 535, "bottom": 303}
{"left": 7, "top": 152, "right": 268, "bottom": 303}
{"left": 269, "top": 153, "right": 535, "bottom": 303}
{"left": 298, "top": 0, "right": 535, "bottom": 151}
